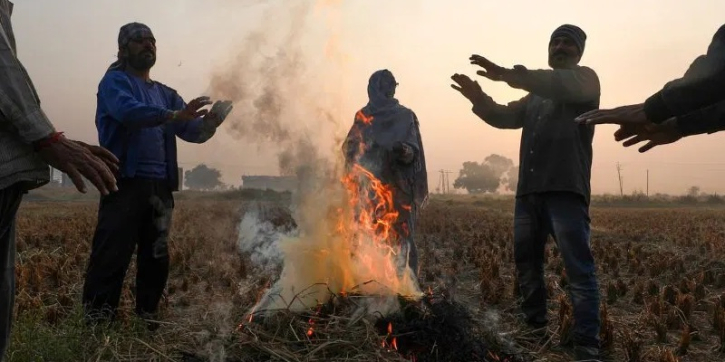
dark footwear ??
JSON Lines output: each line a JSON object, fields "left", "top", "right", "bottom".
{"left": 137, "top": 312, "right": 161, "bottom": 332}
{"left": 574, "top": 345, "right": 601, "bottom": 362}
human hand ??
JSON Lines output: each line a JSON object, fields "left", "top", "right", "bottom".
{"left": 72, "top": 140, "right": 120, "bottom": 175}
{"left": 450, "top": 73, "right": 489, "bottom": 105}
{"left": 35, "top": 133, "right": 119, "bottom": 195}
{"left": 616, "top": 117, "right": 683, "bottom": 153}
{"left": 203, "top": 100, "right": 234, "bottom": 128}
{"left": 575, "top": 103, "right": 649, "bottom": 126}
{"left": 392, "top": 141, "right": 414, "bottom": 163}
{"left": 470, "top": 54, "right": 508, "bottom": 81}
{"left": 172, "top": 96, "right": 213, "bottom": 122}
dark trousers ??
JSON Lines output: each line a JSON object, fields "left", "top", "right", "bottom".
{"left": 0, "top": 185, "right": 23, "bottom": 359}
{"left": 514, "top": 192, "right": 601, "bottom": 348}
{"left": 82, "top": 178, "right": 174, "bottom": 322}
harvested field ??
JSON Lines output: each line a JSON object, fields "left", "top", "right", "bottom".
{"left": 6, "top": 192, "right": 725, "bottom": 361}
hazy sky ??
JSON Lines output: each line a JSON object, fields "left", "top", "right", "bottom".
{"left": 10, "top": 0, "right": 725, "bottom": 195}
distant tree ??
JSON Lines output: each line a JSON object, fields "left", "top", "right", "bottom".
{"left": 485, "top": 154, "right": 514, "bottom": 178}
{"left": 453, "top": 161, "right": 500, "bottom": 194}
{"left": 453, "top": 154, "right": 517, "bottom": 194}
{"left": 184, "top": 164, "right": 224, "bottom": 191}
{"left": 687, "top": 186, "right": 701, "bottom": 197}
{"left": 503, "top": 166, "right": 519, "bottom": 192}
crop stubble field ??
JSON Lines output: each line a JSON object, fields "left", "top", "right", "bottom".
{"left": 6, "top": 192, "right": 725, "bottom": 361}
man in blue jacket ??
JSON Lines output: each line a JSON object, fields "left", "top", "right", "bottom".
{"left": 82, "top": 22, "right": 233, "bottom": 328}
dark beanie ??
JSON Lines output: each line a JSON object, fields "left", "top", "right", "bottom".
{"left": 107, "top": 22, "right": 155, "bottom": 72}
{"left": 550, "top": 24, "right": 587, "bottom": 55}
{"left": 117, "top": 22, "right": 154, "bottom": 48}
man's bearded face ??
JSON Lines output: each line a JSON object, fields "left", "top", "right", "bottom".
{"left": 124, "top": 36, "right": 156, "bottom": 71}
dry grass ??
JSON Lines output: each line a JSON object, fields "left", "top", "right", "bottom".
{"left": 6, "top": 193, "right": 725, "bottom": 361}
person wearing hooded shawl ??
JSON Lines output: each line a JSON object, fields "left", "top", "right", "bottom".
{"left": 342, "top": 69, "right": 428, "bottom": 277}
{"left": 82, "top": 22, "right": 234, "bottom": 329}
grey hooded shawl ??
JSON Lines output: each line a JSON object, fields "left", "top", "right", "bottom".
{"left": 342, "top": 70, "right": 428, "bottom": 212}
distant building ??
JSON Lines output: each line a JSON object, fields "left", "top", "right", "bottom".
{"left": 241, "top": 175, "right": 297, "bottom": 192}
{"left": 48, "top": 167, "right": 63, "bottom": 186}
{"left": 60, "top": 170, "right": 92, "bottom": 189}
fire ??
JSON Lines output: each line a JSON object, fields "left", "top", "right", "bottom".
{"left": 382, "top": 322, "right": 398, "bottom": 351}
{"left": 341, "top": 164, "right": 400, "bottom": 246}
{"left": 306, "top": 303, "right": 323, "bottom": 337}
{"left": 244, "top": 109, "right": 421, "bottom": 318}
{"left": 355, "top": 110, "right": 373, "bottom": 125}
{"left": 238, "top": 280, "right": 271, "bottom": 329}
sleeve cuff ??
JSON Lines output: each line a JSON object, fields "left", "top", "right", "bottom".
{"left": 675, "top": 111, "right": 717, "bottom": 137}
{"left": 15, "top": 108, "right": 56, "bottom": 143}
{"left": 643, "top": 91, "right": 673, "bottom": 124}
{"left": 472, "top": 102, "right": 489, "bottom": 118}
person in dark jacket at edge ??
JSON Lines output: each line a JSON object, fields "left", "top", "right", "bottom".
{"left": 342, "top": 69, "right": 429, "bottom": 279}
{"left": 576, "top": 24, "right": 725, "bottom": 152}
{"left": 82, "top": 22, "right": 234, "bottom": 330}
{"left": 0, "top": 1, "right": 120, "bottom": 357}
{"left": 451, "top": 25, "right": 603, "bottom": 361}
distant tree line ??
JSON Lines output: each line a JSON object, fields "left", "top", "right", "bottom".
{"left": 452, "top": 154, "right": 518, "bottom": 194}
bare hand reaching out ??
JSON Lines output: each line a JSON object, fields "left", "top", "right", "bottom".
{"left": 204, "top": 100, "right": 234, "bottom": 128}
{"left": 470, "top": 54, "right": 508, "bottom": 81}
{"left": 35, "top": 133, "right": 119, "bottom": 195}
{"left": 450, "top": 73, "right": 489, "bottom": 104}
{"left": 171, "top": 96, "right": 213, "bottom": 122}
{"left": 614, "top": 118, "right": 683, "bottom": 153}
{"left": 575, "top": 103, "right": 649, "bottom": 126}
{"left": 470, "top": 54, "right": 526, "bottom": 89}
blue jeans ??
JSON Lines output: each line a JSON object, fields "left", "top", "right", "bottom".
{"left": 514, "top": 192, "right": 600, "bottom": 348}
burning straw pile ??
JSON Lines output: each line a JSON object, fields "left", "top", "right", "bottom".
{"left": 221, "top": 108, "right": 526, "bottom": 361}
{"left": 227, "top": 196, "right": 523, "bottom": 362}
{"left": 235, "top": 287, "right": 499, "bottom": 362}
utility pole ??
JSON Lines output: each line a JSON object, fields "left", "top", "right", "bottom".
{"left": 438, "top": 169, "right": 454, "bottom": 194}
{"left": 616, "top": 162, "right": 623, "bottom": 196}
{"left": 438, "top": 170, "right": 446, "bottom": 194}
{"left": 444, "top": 170, "right": 453, "bottom": 194}
{"left": 646, "top": 169, "right": 649, "bottom": 197}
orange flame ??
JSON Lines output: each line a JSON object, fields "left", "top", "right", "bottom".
{"left": 355, "top": 110, "right": 374, "bottom": 125}
{"left": 240, "top": 110, "right": 421, "bottom": 320}
{"left": 382, "top": 322, "right": 398, "bottom": 351}
{"left": 306, "top": 303, "right": 323, "bottom": 337}
{"left": 239, "top": 280, "right": 271, "bottom": 328}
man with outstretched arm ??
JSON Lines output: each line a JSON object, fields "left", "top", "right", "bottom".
{"left": 576, "top": 24, "right": 725, "bottom": 152}
{"left": 82, "top": 22, "right": 233, "bottom": 330}
{"left": 451, "top": 24, "right": 602, "bottom": 361}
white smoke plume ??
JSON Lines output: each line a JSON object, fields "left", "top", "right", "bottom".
{"left": 208, "top": 0, "right": 421, "bottom": 319}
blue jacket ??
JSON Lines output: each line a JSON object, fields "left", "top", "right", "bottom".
{"left": 95, "top": 70, "right": 212, "bottom": 191}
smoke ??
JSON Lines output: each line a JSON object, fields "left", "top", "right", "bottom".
{"left": 212, "top": 0, "right": 420, "bottom": 319}
{"left": 237, "top": 204, "right": 294, "bottom": 272}
{"left": 206, "top": 0, "right": 342, "bottom": 181}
